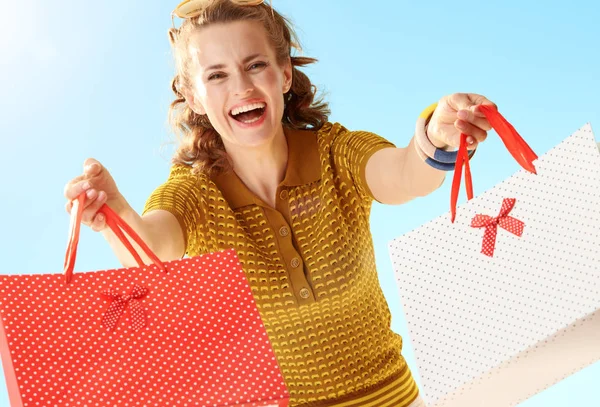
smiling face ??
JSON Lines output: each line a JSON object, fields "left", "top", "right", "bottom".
{"left": 185, "top": 20, "right": 292, "bottom": 151}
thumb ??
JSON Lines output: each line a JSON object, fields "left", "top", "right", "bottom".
{"left": 83, "top": 158, "right": 103, "bottom": 176}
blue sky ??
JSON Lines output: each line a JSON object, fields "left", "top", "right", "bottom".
{"left": 1, "top": 0, "right": 599, "bottom": 405}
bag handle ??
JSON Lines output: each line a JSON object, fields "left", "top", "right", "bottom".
{"left": 450, "top": 106, "right": 539, "bottom": 222}
{"left": 64, "top": 193, "right": 167, "bottom": 284}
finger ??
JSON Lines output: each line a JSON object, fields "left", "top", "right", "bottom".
{"left": 64, "top": 179, "right": 93, "bottom": 201}
{"left": 455, "top": 119, "right": 488, "bottom": 146}
{"left": 463, "top": 93, "right": 498, "bottom": 116}
{"left": 65, "top": 200, "right": 73, "bottom": 215}
{"left": 65, "top": 189, "right": 103, "bottom": 217}
{"left": 65, "top": 188, "right": 96, "bottom": 213}
{"left": 81, "top": 190, "right": 108, "bottom": 224}
{"left": 83, "top": 158, "right": 103, "bottom": 176}
{"left": 63, "top": 174, "right": 84, "bottom": 199}
{"left": 448, "top": 93, "right": 497, "bottom": 116}
{"left": 473, "top": 98, "right": 498, "bottom": 116}
{"left": 90, "top": 212, "right": 107, "bottom": 232}
{"left": 66, "top": 188, "right": 102, "bottom": 216}
{"left": 468, "top": 93, "right": 497, "bottom": 107}
{"left": 457, "top": 109, "right": 492, "bottom": 131}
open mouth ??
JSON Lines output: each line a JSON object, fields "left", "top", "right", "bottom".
{"left": 229, "top": 102, "right": 267, "bottom": 124}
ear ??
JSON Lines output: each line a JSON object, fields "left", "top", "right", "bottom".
{"left": 282, "top": 58, "right": 293, "bottom": 94}
{"left": 183, "top": 89, "right": 206, "bottom": 115}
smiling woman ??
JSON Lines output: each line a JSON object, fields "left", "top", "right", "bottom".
{"left": 61, "top": 1, "right": 499, "bottom": 406}
{"left": 143, "top": 2, "right": 430, "bottom": 405}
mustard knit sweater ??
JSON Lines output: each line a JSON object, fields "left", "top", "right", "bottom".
{"left": 142, "top": 122, "right": 419, "bottom": 407}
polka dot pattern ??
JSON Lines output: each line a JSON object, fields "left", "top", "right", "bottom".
{"left": 388, "top": 124, "right": 600, "bottom": 406}
{"left": 0, "top": 249, "right": 289, "bottom": 406}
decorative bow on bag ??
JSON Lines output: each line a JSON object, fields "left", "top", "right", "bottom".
{"left": 470, "top": 198, "right": 525, "bottom": 257}
{"left": 451, "top": 106, "right": 538, "bottom": 222}
{"left": 102, "top": 285, "right": 149, "bottom": 331}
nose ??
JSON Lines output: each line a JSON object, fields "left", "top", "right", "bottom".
{"left": 232, "top": 71, "right": 254, "bottom": 97}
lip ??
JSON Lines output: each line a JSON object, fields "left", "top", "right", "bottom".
{"left": 228, "top": 98, "right": 268, "bottom": 129}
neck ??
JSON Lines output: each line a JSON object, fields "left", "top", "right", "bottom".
{"left": 224, "top": 126, "right": 288, "bottom": 207}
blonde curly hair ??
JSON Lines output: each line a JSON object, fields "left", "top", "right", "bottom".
{"left": 167, "top": 0, "right": 330, "bottom": 176}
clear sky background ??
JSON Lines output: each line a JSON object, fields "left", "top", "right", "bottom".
{"left": 1, "top": 0, "right": 599, "bottom": 405}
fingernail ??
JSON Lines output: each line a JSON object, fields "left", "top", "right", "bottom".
{"left": 97, "top": 214, "right": 104, "bottom": 222}
{"left": 86, "top": 189, "right": 95, "bottom": 198}
{"left": 467, "top": 136, "right": 475, "bottom": 144}
{"left": 457, "top": 110, "right": 469, "bottom": 120}
{"left": 82, "top": 182, "right": 90, "bottom": 190}
{"left": 98, "top": 191, "right": 106, "bottom": 200}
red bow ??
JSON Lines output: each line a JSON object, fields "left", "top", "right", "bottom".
{"left": 470, "top": 198, "right": 524, "bottom": 257}
{"left": 451, "top": 105, "right": 538, "bottom": 222}
{"left": 101, "top": 285, "right": 149, "bottom": 331}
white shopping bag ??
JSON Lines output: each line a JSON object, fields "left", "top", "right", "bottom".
{"left": 388, "top": 124, "right": 600, "bottom": 407}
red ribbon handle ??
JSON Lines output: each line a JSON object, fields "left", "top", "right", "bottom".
{"left": 64, "top": 193, "right": 167, "bottom": 284}
{"left": 450, "top": 106, "right": 538, "bottom": 222}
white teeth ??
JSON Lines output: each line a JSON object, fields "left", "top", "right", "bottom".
{"left": 240, "top": 116, "right": 262, "bottom": 124}
{"left": 231, "top": 102, "right": 266, "bottom": 116}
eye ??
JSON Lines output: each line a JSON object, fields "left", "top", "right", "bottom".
{"left": 248, "top": 61, "right": 268, "bottom": 71}
{"left": 208, "top": 72, "right": 226, "bottom": 81}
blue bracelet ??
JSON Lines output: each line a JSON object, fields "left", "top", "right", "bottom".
{"left": 423, "top": 149, "right": 476, "bottom": 171}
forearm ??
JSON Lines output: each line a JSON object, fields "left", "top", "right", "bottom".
{"left": 398, "top": 136, "right": 446, "bottom": 197}
{"left": 100, "top": 200, "right": 161, "bottom": 268}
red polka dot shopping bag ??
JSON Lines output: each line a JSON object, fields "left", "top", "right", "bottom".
{"left": 388, "top": 123, "right": 600, "bottom": 407}
{"left": 0, "top": 193, "right": 290, "bottom": 407}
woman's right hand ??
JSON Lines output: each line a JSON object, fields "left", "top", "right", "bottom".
{"left": 63, "top": 158, "right": 125, "bottom": 232}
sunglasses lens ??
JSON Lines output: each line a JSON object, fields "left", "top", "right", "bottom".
{"left": 174, "top": 0, "right": 265, "bottom": 20}
{"left": 233, "top": 0, "right": 264, "bottom": 4}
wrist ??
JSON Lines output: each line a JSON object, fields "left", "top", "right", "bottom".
{"left": 108, "top": 194, "right": 130, "bottom": 217}
{"left": 422, "top": 104, "right": 451, "bottom": 150}
{"left": 414, "top": 102, "right": 475, "bottom": 171}
{"left": 425, "top": 123, "right": 451, "bottom": 150}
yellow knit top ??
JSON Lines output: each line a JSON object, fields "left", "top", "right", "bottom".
{"left": 142, "top": 122, "right": 419, "bottom": 407}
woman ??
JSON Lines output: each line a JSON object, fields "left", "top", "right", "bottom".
{"left": 63, "top": 0, "right": 495, "bottom": 405}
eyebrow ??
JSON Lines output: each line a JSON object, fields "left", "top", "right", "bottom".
{"left": 205, "top": 54, "right": 266, "bottom": 71}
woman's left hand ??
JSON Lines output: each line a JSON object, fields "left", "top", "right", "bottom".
{"left": 427, "top": 93, "right": 498, "bottom": 149}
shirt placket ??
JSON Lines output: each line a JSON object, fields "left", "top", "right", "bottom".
{"left": 261, "top": 187, "right": 315, "bottom": 305}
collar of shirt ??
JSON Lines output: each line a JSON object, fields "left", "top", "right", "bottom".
{"left": 210, "top": 126, "right": 321, "bottom": 209}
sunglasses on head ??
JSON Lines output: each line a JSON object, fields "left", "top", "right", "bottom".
{"left": 172, "top": 0, "right": 265, "bottom": 20}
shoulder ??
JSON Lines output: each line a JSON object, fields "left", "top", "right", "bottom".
{"left": 315, "top": 122, "right": 384, "bottom": 142}
{"left": 166, "top": 163, "right": 192, "bottom": 179}
{"left": 315, "top": 121, "right": 395, "bottom": 150}
{"left": 316, "top": 121, "right": 346, "bottom": 140}
{"left": 313, "top": 122, "right": 354, "bottom": 151}
{"left": 166, "top": 163, "right": 210, "bottom": 186}
{"left": 156, "top": 164, "right": 216, "bottom": 201}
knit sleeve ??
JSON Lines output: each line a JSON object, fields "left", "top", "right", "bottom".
{"left": 328, "top": 123, "right": 396, "bottom": 201}
{"left": 142, "top": 164, "right": 203, "bottom": 255}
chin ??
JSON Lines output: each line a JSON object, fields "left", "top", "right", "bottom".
{"left": 236, "top": 127, "right": 277, "bottom": 148}
{"left": 226, "top": 113, "right": 283, "bottom": 148}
